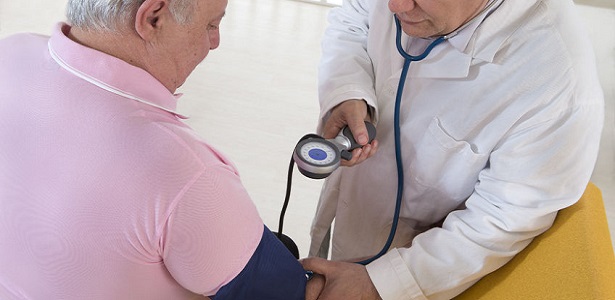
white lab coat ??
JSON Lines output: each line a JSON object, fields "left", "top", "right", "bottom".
{"left": 309, "top": 0, "right": 604, "bottom": 299}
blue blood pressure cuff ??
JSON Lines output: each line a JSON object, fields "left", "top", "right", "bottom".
{"left": 212, "top": 225, "right": 307, "bottom": 300}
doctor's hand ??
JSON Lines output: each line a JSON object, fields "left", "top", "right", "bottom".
{"left": 301, "top": 257, "right": 382, "bottom": 300}
{"left": 323, "top": 99, "right": 378, "bottom": 167}
{"left": 305, "top": 272, "right": 325, "bottom": 300}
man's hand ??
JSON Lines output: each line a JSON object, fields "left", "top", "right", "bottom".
{"left": 301, "top": 257, "right": 382, "bottom": 300}
{"left": 323, "top": 99, "right": 378, "bottom": 167}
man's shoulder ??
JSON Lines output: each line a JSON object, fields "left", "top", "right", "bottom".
{"left": 0, "top": 32, "right": 49, "bottom": 50}
{"left": 128, "top": 118, "right": 237, "bottom": 174}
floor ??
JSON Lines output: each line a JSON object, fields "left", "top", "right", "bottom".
{"left": 1, "top": 0, "right": 613, "bottom": 255}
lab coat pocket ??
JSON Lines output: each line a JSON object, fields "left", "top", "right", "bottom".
{"left": 408, "top": 117, "right": 489, "bottom": 202}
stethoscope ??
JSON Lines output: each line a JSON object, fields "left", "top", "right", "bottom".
{"left": 355, "top": 16, "right": 446, "bottom": 265}
{"left": 276, "top": 0, "right": 502, "bottom": 265}
{"left": 273, "top": 16, "right": 441, "bottom": 262}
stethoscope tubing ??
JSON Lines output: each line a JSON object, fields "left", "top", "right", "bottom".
{"left": 356, "top": 16, "right": 445, "bottom": 265}
{"left": 357, "top": 0, "right": 503, "bottom": 263}
{"left": 277, "top": 2, "right": 504, "bottom": 266}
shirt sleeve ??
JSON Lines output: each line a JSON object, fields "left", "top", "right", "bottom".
{"left": 366, "top": 101, "right": 604, "bottom": 299}
{"left": 160, "top": 162, "right": 267, "bottom": 296}
{"left": 160, "top": 161, "right": 306, "bottom": 298}
{"left": 318, "top": 0, "right": 379, "bottom": 133}
{"left": 212, "top": 225, "right": 307, "bottom": 300}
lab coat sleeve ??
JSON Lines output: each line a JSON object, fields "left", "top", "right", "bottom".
{"left": 366, "top": 101, "right": 604, "bottom": 299}
{"left": 318, "top": 0, "right": 379, "bottom": 133}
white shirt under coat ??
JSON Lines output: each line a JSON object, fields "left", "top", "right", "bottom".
{"left": 309, "top": 0, "right": 604, "bottom": 299}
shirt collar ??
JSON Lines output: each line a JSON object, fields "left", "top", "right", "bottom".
{"left": 401, "top": 0, "right": 509, "bottom": 79}
{"left": 47, "top": 22, "right": 188, "bottom": 119}
{"left": 446, "top": 0, "right": 504, "bottom": 56}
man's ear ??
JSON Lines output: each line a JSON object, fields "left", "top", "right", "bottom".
{"left": 134, "top": 0, "right": 170, "bottom": 40}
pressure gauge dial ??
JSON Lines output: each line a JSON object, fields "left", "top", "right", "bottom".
{"left": 293, "top": 138, "right": 340, "bottom": 179}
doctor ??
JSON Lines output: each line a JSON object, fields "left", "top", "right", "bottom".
{"left": 301, "top": 0, "right": 604, "bottom": 299}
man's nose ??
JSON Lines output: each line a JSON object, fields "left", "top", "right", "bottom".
{"left": 209, "top": 32, "right": 220, "bottom": 50}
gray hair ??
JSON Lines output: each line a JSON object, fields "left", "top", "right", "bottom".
{"left": 66, "top": 0, "right": 196, "bottom": 31}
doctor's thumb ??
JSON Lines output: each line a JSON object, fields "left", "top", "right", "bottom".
{"left": 348, "top": 122, "right": 369, "bottom": 146}
{"left": 300, "top": 257, "right": 332, "bottom": 275}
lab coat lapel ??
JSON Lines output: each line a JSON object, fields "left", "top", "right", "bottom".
{"left": 408, "top": 46, "right": 473, "bottom": 79}
{"left": 388, "top": 0, "right": 535, "bottom": 80}
{"left": 472, "top": 0, "right": 540, "bottom": 63}
{"left": 387, "top": 25, "right": 473, "bottom": 79}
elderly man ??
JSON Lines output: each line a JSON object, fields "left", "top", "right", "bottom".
{"left": 302, "top": 0, "right": 604, "bottom": 299}
{"left": 0, "top": 0, "right": 307, "bottom": 299}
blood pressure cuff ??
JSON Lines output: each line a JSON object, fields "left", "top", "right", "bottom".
{"left": 212, "top": 225, "right": 307, "bottom": 300}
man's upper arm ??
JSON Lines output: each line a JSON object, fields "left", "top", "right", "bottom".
{"left": 161, "top": 163, "right": 306, "bottom": 298}
{"left": 213, "top": 226, "right": 307, "bottom": 300}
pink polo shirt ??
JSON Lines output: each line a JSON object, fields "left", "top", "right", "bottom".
{"left": 0, "top": 23, "right": 263, "bottom": 299}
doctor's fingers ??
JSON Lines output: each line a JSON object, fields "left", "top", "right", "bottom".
{"left": 305, "top": 273, "right": 325, "bottom": 300}
{"left": 339, "top": 139, "right": 379, "bottom": 167}
{"left": 301, "top": 258, "right": 381, "bottom": 300}
{"left": 300, "top": 257, "right": 335, "bottom": 275}
{"left": 323, "top": 100, "right": 370, "bottom": 142}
